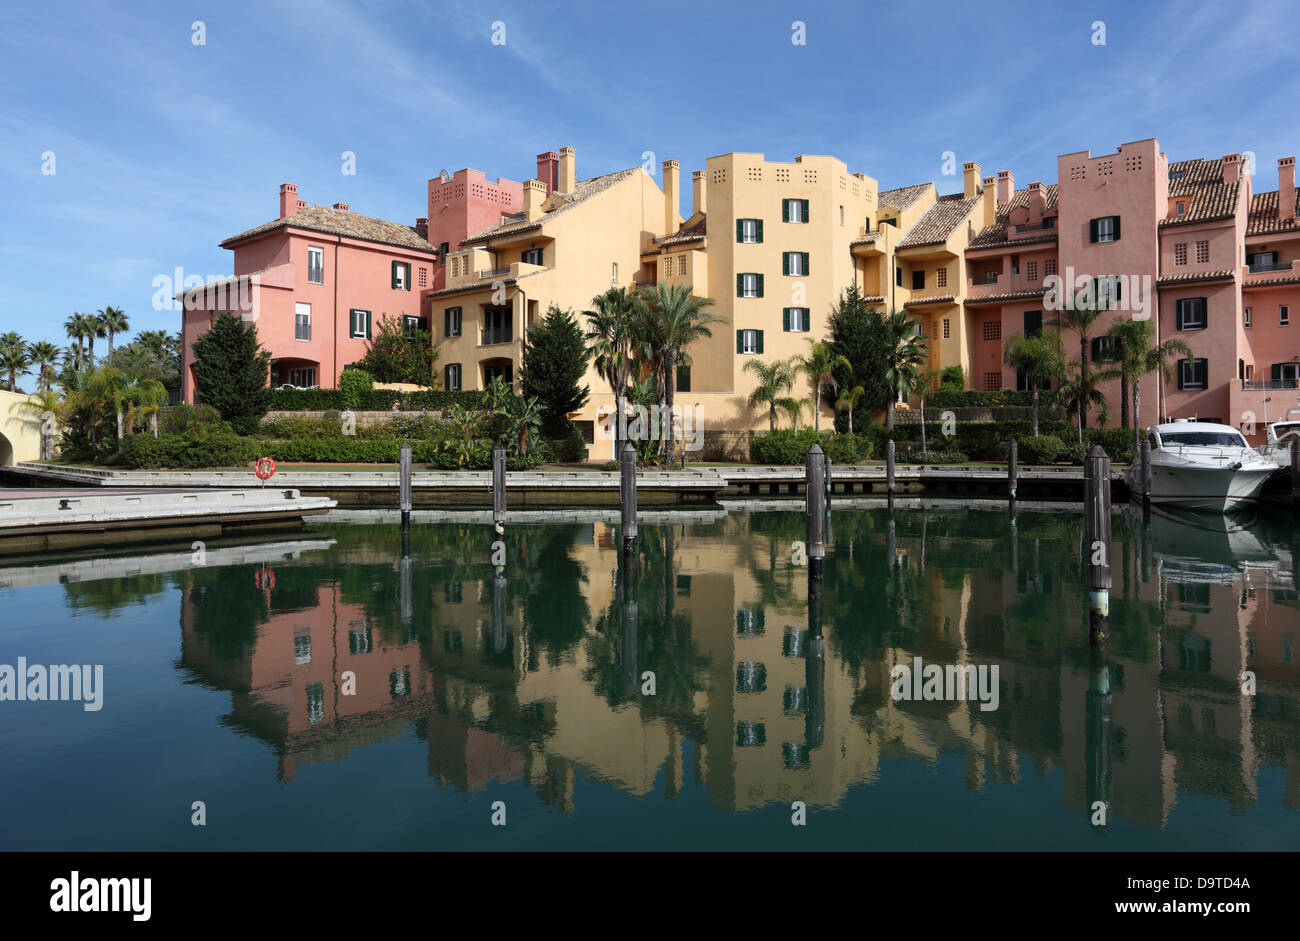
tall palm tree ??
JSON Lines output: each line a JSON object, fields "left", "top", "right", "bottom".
{"left": 836, "top": 384, "right": 866, "bottom": 434}
{"left": 86, "top": 365, "right": 131, "bottom": 442}
{"left": 122, "top": 375, "right": 168, "bottom": 438}
{"left": 1003, "top": 331, "right": 1066, "bottom": 437}
{"left": 584, "top": 287, "right": 641, "bottom": 451}
{"left": 881, "top": 309, "right": 929, "bottom": 430}
{"left": 1058, "top": 362, "right": 1110, "bottom": 444}
{"left": 0, "top": 332, "right": 32, "bottom": 391}
{"left": 86, "top": 311, "right": 108, "bottom": 365}
{"left": 743, "top": 357, "right": 798, "bottom": 431}
{"left": 795, "top": 339, "right": 851, "bottom": 432}
{"left": 1097, "top": 319, "right": 1192, "bottom": 458}
{"left": 27, "top": 341, "right": 61, "bottom": 392}
{"left": 98, "top": 306, "right": 130, "bottom": 356}
{"left": 1047, "top": 300, "right": 1104, "bottom": 431}
{"left": 633, "top": 283, "right": 719, "bottom": 460}
{"left": 64, "top": 312, "right": 95, "bottom": 370}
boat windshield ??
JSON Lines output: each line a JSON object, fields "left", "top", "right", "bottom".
{"left": 1161, "top": 432, "right": 1246, "bottom": 447}
{"left": 1273, "top": 422, "right": 1300, "bottom": 438}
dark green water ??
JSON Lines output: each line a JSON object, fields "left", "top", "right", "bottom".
{"left": 1, "top": 504, "right": 1297, "bottom": 850}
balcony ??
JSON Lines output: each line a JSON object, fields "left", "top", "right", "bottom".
{"left": 479, "top": 266, "right": 511, "bottom": 279}
{"left": 973, "top": 272, "right": 999, "bottom": 285}
{"left": 480, "top": 327, "right": 513, "bottom": 346}
{"left": 1243, "top": 258, "right": 1300, "bottom": 287}
{"left": 1242, "top": 379, "right": 1299, "bottom": 391}
{"left": 1015, "top": 219, "right": 1055, "bottom": 234}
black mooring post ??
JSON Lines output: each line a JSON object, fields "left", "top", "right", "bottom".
{"left": 1140, "top": 436, "right": 1153, "bottom": 507}
{"left": 492, "top": 441, "right": 507, "bottom": 535}
{"left": 805, "top": 444, "right": 825, "bottom": 574}
{"left": 399, "top": 441, "right": 412, "bottom": 534}
{"left": 886, "top": 438, "right": 896, "bottom": 500}
{"left": 620, "top": 442, "right": 637, "bottom": 556}
{"left": 621, "top": 550, "right": 638, "bottom": 699}
{"left": 1291, "top": 438, "right": 1300, "bottom": 516}
{"left": 1084, "top": 445, "right": 1112, "bottom": 647}
{"left": 1008, "top": 439, "right": 1018, "bottom": 502}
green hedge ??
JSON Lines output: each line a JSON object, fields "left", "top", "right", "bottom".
{"left": 925, "top": 388, "right": 1044, "bottom": 408}
{"left": 750, "top": 429, "right": 874, "bottom": 464}
{"left": 268, "top": 387, "right": 488, "bottom": 411}
{"left": 124, "top": 431, "right": 259, "bottom": 469}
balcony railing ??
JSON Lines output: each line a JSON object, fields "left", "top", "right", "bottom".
{"left": 1015, "top": 219, "right": 1055, "bottom": 233}
{"left": 481, "top": 327, "right": 513, "bottom": 346}
{"left": 1242, "top": 379, "right": 1299, "bottom": 391}
{"left": 479, "top": 266, "right": 511, "bottom": 279}
{"left": 1248, "top": 261, "right": 1291, "bottom": 273}
{"left": 974, "top": 273, "right": 999, "bottom": 285}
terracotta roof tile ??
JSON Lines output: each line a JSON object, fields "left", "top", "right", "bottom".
{"left": 1161, "top": 159, "right": 1241, "bottom": 227}
{"left": 968, "top": 184, "right": 1060, "bottom": 249}
{"left": 1155, "top": 269, "right": 1236, "bottom": 286}
{"left": 222, "top": 205, "right": 436, "bottom": 253}
{"left": 461, "top": 168, "right": 639, "bottom": 244}
{"left": 1243, "top": 273, "right": 1300, "bottom": 288}
{"left": 903, "top": 293, "right": 958, "bottom": 308}
{"left": 897, "top": 194, "right": 981, "bottom": 249}
{"left": 1247, "top": 189, "right": 1300, "bottom": 235}
{"left": 878, "top": 182, "right": 933, "bottom": 211}
{"left": 964, "top": 287, "right": 1049, "bottom": 306}
{"left": 654, "top": 214, "right": 707, "bottom": 247}
{"left": 862, "top": 295, "right": 885, "bottom": 304}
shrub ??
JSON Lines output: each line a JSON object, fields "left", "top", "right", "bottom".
{"left": 1017, "top": 434, "right": 1065, "bottom": 464}
{"left": 338, "top": 368, "right": 374, "bottom": 409}
{"left": 1062, "top": 442, "right": 1089, "bottom": 465}
{"left": 550, "top": 426, "right": 589, "bottom": 463}
{"left": 189, "top": 312, "right": 273, "bottom": 434}
{"left": 270, "top": 387, "right": 347, "bottom": 410}
{"left": 901, "top": 448, "right": 969, "bottom": 464}
{"left": 123, "top": 428, "right": 258, "bottom": 469}
{"left": 1084, "top": 427, "right": 1133, "bottom": 465}
{"left": 750, "top": 429, "right": 871, "bottom": 464}
{"left": 601, "top": 460, "right": 620, "bottom": 471}
{"left": 160, "top": 403, "right": 223, "bottom": 435}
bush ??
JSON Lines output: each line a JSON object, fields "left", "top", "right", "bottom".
{"left": 338, "top": 368, "right": 374, "bottom": 409}
{"left": 901, "top": 448, "right": 969, "bottom": 464}
{"left": 268, "top": 387, "right": 487, "bottom": 411}
{"left": 1084, "top": 427, "right": 1134, "bottom": 465}
{"left": 549, "top": 426, "right": 589, "bottom": 463}
{"left": 270, "top": 387, "right": 347, "bottom": 410}
{"left": 1062, "top": 442, "right": 1089, "bottom": 465}
{"left": 159, "top": 403, "right": 224, "bottom": 435}
{"left": 601, "top": 460, "right": 620, "bottom": 471}
{"left": 926, "top": 387, "right": 1042, "bottom": 409}
{"left": 750, "top": 429, "right": 872, "bottom": 464}
{"left": 124, "top": 428, "right": 258, "bottom": 469}
{"left": 1017, "top": 434, "right": 1065, "bottom": 464}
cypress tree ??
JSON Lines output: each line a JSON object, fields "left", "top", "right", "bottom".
{"left": 520, "top": 304, "right": 590, "bottom": 436}
{"left": 189, "top": 312, "right": 273, "bottom": 435}
{"left": 826, "top": 285, "right": 891, "bottom": 432}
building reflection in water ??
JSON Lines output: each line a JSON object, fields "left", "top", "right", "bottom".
{"left": 169, "top": 505, "right": 1300, "bottom": 825}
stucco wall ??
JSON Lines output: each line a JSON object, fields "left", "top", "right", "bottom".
{"left": 0, "top": 390, "right": 45, "bottom": 465}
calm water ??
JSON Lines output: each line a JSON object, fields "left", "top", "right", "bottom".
{"left": 1, "top": 503, "right": 1297, "bottom": 851}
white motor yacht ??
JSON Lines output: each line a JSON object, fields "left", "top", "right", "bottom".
{"left": 1257, "top": 406, "right": 1300, "bottom": 472}
{"left": 1127, "top": 420, "right": 1278, "bottom": 510}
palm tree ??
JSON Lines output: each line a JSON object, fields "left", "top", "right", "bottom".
{"left": 880, "top": 309, "right": 929, "bottom": 430}
{"left": 1058, "top": 362, "right": 1110, "bottom": 444}
{"left": 836, "top": 384, "right": 866, "bottom": 434}
{"left": 1003, "top": 331, "right": 1066, "bottom": 436}
{"left": 64, "top": 313, "right": 95, "bottom": 370}
{"left": 26, "top": 341, "right": 61, "bottom": 392}
{"left": 1097, "top": 319, "right": 1192, "bottom": 458}
{"left": 98, "top": 306, "right": 130, "bottom": 356}
{"left": 633, "top": 283, "right": 719, "bottom": 461}
{"left": 1047, "top": 300, "right": 1104, "bottom": 431}
{"left": 86, "top": 312, "right": 108, "bottom": 365}
{"left": 743, "top": 357, "right": 798, "bottom": 431}
{"left": 123, "top": 375, "right": 168, "bottom": 438}
{"left": 0, "top": 333, "right": 32, "bottom": 391}
{"left": 584, "top": 287, "right": 641, "bottom": 451}
{"left": 795, "top": 339, "right": 851, "bottom": 432}
{"left": 85, "top": 365, "right": 132, "bottom": 443}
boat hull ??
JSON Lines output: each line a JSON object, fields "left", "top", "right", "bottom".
{"left": 1146, "top": 463, "right": 1275, "bottom": 510}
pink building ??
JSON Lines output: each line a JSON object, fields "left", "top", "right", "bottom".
{"left": 180, "top": 183, "right": 438, "bottom": 401}
{"left": 426, "top": 167, "right": 525, "bottom": 290}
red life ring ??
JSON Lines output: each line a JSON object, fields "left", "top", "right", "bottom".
{"left": 255, "top": 456, "right": 277, "bottom": 480}
{"left": 255, "top": 568, "right": 276, "bottom": 590}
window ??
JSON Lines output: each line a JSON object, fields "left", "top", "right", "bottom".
{"left": 942, "top": 318, "right": 950, "bottom": 339}
{"left": 1176, "top": 201, "right": 1186, "bottom": 217}
{"left": 1091, "top": 336, "right": 1117, "bottom": 363}
{"left": 295, "top": 302, "right": 311, "bottom": 341}
{"left": 1177, "top": 358, "right": 1208, "bottom": 391}
{"left": 444, "top": 306, "right": 462, "bottom": 338}
{"left": 737, "top": 329, "right": 763, "bottom": 354}
{"left": 737, "top": 218, "right": 763, "bottom": 243}
{"left": 880, "top": 216, "right": 897, "bottom": 228}
{"left": 1026, "top": 261, "right": 1037, "bottom": 282}
{"left": 661, "top": 257, "right": 673, "bottom": 279}
{"left": 676, "top": 364, "right": 691, "bottom": 392}
{"left": 294, "top": 633, "right": 311, "bottom": 666}
{"left": 912, "top": 269, "right": 925, "bottom": 290}
{"left": 1244, "top": 306, "right": 1251, "bottom": 328}
{"left": 418, "top": 266, "right": 428, "bottom": 288}
{"left": 677, "top": 255, "right": 686, "bottom": 275}
{"left": 438, "top": 242, "right": 450, "bottom": 260}
{"left": 1283, "top": 305, "right": 1291, "bottom": 326}
{"left": 736, "top": 608, "right": 765, "bottom": 637}
{"left": 1044, "top": 258, "right": 1057, "bottom": 276}
{"left": 1195, "top": 240, "right": 1209, "bottom": 264}
{"left": 737, "top": 273, "right": 763, "bottom": 297}
{"left": 1248, "top": 251, "right": 1279, "bottom": 273}
{"left": 306, "top": 683, "right": 324, "bottom": 725}
{"left": 937, "top": 267, "right": 948, "bottom": 288}
{"left": 521, "top": 248, "right": 543, "bottom": 265}
{"left": 483, "top": 361, "right": 513, "bottom": 385}
{"left": 983, "top": 372, "right": 1000, "bottom": 391}
{"left": 307, "top": 246, "right": 324, "bottom": 284}
{"left": 1174, "top": 243, "right": 1187, "bottom": 266}
{"left": 783, "top": 252, "right": 809, "bottom": 276}
{"left": 983, "top": 320, "right": 1001, "bottom": 341}
{"left": 482, "top": 306, "right": 512, "bottom": 345}
{"left": 611, "top": 262, "right": 618, "bottom": 282}
{"left": 895, "top": 267, "right": 903, "bottom": 287}
{"left": 349, "top": 308, "right": 371, "bottom": 339}
{"left": 288, "top": 367, "right": 315, "bottom": 386}
{"left": 444, "top": 363, "right": 461, "bottom": 390}
{"left": 392, "top": 260, "right": 411, "bottom": 290}
{"left": 839, "top": 205, "right": 844, "bottom": 226}
{"left": 1272, "top": 363, "right": 1300, "bottom": 388}
{"left": 783, "top": 307, "right": 809, "bottom": 332}
{"left": 1090, "top": 215, "right": 1120, "bottom": 243}
{"left": 1025, "top": 309, "right": 1043, "bottom": 337}
{"left": 403, "top": 315, "right": 427, "bottom": 338}
{"left": 782, "top": 198, "right": 809, "bottom": 223}
{"left": 1011, "top": 254, "right": 1020, "bottom": 275}
{"left": 736, "top": 661, "right": 767, "bottom": 693}
{"left": 1176, "top": 297, "right": 1207, "bottom": 330}
{"left": 1096, "top": 275, "right": 1123, "bottom": 309}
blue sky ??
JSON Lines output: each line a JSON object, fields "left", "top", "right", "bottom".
{"left": 2, "top": 0, "right": 1298, "bottom": 385}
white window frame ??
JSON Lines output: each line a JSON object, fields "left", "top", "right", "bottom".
{"left": 1282, "top": 305, "right": 1291, "bottom": 327}
{"left": 1180, "top": 358, "right": 1207, "bottom": 391}
{"left": 307, "top": 246, "right": 324, "bottom": 284}
{"left": 403, "top": 315, "right": 420, "bottom": 338}
{"left": 741, "top": 273, "right": 758, "bottom": 298}
{"left": 394, "top": 263, "right": 408, "bottom": 290}
{"left": 446, "top": 363, "right": 462, "bottom": 391}
{"left": 741, "top": 219, "right": 758, "bottom": 243}
{"left": 446, "top": 307, "right": 462, "bottom": 338}
{"left": 350, "top": 309, "right": 369, "bottom": 339}
{"left": 611, "top": 262, "right": 618, "bottom": 282}
{"left": 788, "top": 308, "right": 807, "bottom": 332}
{"left": 740, "top": 329, "right": 759, "bottom": 354}
{"left": 295, "top": 302, "right": 311, "bottom": 341}
{"left": 1244, "top": 307, "right": 1252, "bottom": 328}
{"left": 787, "top": 252, "right": 805, "bottom": 277}
{"left": 1096, "top": 216, "right": 1115, "bottom": 242}
{"left": 787, "top": 200, "right": 804, "bottom": 223}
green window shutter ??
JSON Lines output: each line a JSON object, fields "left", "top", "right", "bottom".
{"left": 737, "top": 274, "right": 744, "bottom": 297}
{"left": 392, "top": 261, "right": 400, "bottom": 287}
{"left": 755, "top": 330, "right": 764, "bottom": 354}
{"left": 365, "top": 311, "right": 372, "bottom": 338}
{"left": 1112, "top": 216, "right": 1121, "bottom": 241}
{"left": 1198, "top": 359, "right": 1208, "bottom": 387}
{"left": 1089, "top": 219, "right": 1099, "bottom": 243}
{"left": 783, "top": 308, "right": 791, "bottom": 331}
{"left": 736, "top": 219, "right": 744, "bottom": 242}
{"left": 736, "top": 330, "right": 744, "bottom": 353}
{"left": 782, "top": 199, "right": 790, "bottom": 223}
{"left": 1197, "top": 297, "right": 1207, "bottom": 327}
{"left": 418, "top": 316, "right": 428, "bottom": 332}
{"left": 804, "top": 310, "right": 812, "bottom": 334}
{"left": 782, "top": 253, "right": 790, "bottom": 276}
{"left": 444, "top": 309, "right": 451, "bottom": 336}
{"left": 444, "top": 365, "right": 451, "bottom": 388}
{"left": 801, "top": 199, "right": 809, "bottom": 223}
{"left": 405, "top": 263, "right": 412, "bottom": 290}
{"left": 757, "top": 274, "right": 764, "bottom": 297}
{"left": 801, "top": 252, "right": 810, "bottom": 275}
{"left": 756, "top": 219, "right": 763, "bottom": 242}
{"left": 1176, "top": 302, "right": 1185, "bottom": 330}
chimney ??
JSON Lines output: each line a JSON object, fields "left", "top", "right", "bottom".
{"left": 982, "top": 176, "right": 996, "bottom": 227}
{"left": 536, "top": 151, "right": 559, "bottom": 194}
{"left": 332, "top": 202, "right": 350, "bottom": 211}
{"left": 415, "top": 217, "right": 428, "bottom": 240}
{"left": 279, "top": 183, "right": 299, "bottom": 219}
{"left": 997, "top": 170, "right": 1015, "bottom": 205}
{"left": 558, "top": 146, "right": 576, "bottom": 194}
{"left": 662, "top": 159, "right": 680, "bottom": 235}
{"left": 1027, "top": 181, "right": 1047, "bottom": 220}
{"left": 1222, "top": 153, "right": 1241, "bottom": 185}
{"left": 692, "top": 170, "right": 707, "bottom": 217}
{"left": 296, "top": 199, "right": 306, "bottom": 212}
{"left": 523, "top": 179, "right": 547, "bottom": 222}
{"left": 963, "top": 161, "right": 980, "bottom": 199}
{"left": 1280, "top": 156, "right": 1296, "bottom": 222}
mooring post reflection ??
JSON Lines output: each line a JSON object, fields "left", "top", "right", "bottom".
{"left": 1084, "top": 446, "right": 1113, "bottom": 647}
{"left": 492, "top": 567, "right": 508, "bottom": 654}
{"left": 805, "top": 561, "right": 826, "bottom": 751}
{"left": 620, "top": 542, "right": 638, "bottom": 700}
{"left": 1085, "top": 640, "right": 1113, "bottom": 832}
